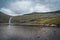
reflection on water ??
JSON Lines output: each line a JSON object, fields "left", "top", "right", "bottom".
{"left": 0, "top": 24, "right": 60, "bottom": 40}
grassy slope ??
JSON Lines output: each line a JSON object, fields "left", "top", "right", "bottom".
{"left": 12, "top": 11, "right": 60, "bottom": 24}
{"left": 0, "top": 10, "right": 60, "bottom": 24}
{"left": 28, "top": 17, "right": 60, "bottom": 24}
{"left": 0, "top": 12, "right": 10, "bottom": 23}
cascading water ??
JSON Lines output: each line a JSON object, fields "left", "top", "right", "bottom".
{"left": 8, "top": 17, "right": 13, "bottom": 28}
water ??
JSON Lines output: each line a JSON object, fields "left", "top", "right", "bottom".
{"left": 0, "top": 24, "right": 60, "bottom": 40}
{"left": 8, "top": 17, "right": 13, "bottom": 28}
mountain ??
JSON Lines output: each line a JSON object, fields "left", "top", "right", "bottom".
{"left": 0, "top": 12, "right": 10, "bottom": 23}
{"left": 12, "top": 10, "right": 60, "bottom": 25}
{"left": 0, "top": 10, "right": 60, "bottom": 25}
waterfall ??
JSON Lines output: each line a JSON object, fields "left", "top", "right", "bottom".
{"left": 8, "top": 17, "right": 13, "bottom": 28}
{"left": 9, "top": 17, "right": 12, "bottom": 25}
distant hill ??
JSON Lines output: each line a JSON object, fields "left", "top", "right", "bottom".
{"left": 12, "top": 10, "right": 60, "bottom": 25}
{"left": 0, "top": 10, "right": 60, "bottom": 24}
{"left": 0, "top": 12, "right": 10, "bottom": 23}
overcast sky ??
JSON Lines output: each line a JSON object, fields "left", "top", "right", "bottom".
{"left": 0, "top": 0, "right": 60, "bottom": 16}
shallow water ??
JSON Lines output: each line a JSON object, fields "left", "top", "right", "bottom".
{"left": 0, "top": 24, "right": 60, "bottom": 40}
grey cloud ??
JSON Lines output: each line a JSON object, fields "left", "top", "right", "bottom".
{"left": 0, "top": 0, "right": 60, "bottom": 16}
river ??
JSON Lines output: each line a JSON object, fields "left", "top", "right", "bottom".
{"left": 0, "top": 24, "right": 60, "bottom": 40}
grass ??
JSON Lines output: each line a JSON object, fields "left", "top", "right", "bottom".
{"left": 27, "top": 17, "right": 60, "bottom": 24}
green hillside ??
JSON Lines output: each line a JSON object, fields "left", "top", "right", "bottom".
{"left": 12, "top": 10, "right": 60, "bottom": 25}
{"left": 0, "top": 12, "right": 10, "bottom": 23}
{"left": 29, "top": 17, "right": 60, "bottom": 24}
{"left": 0, "top": 10, "right": 60, "bottom": 25}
